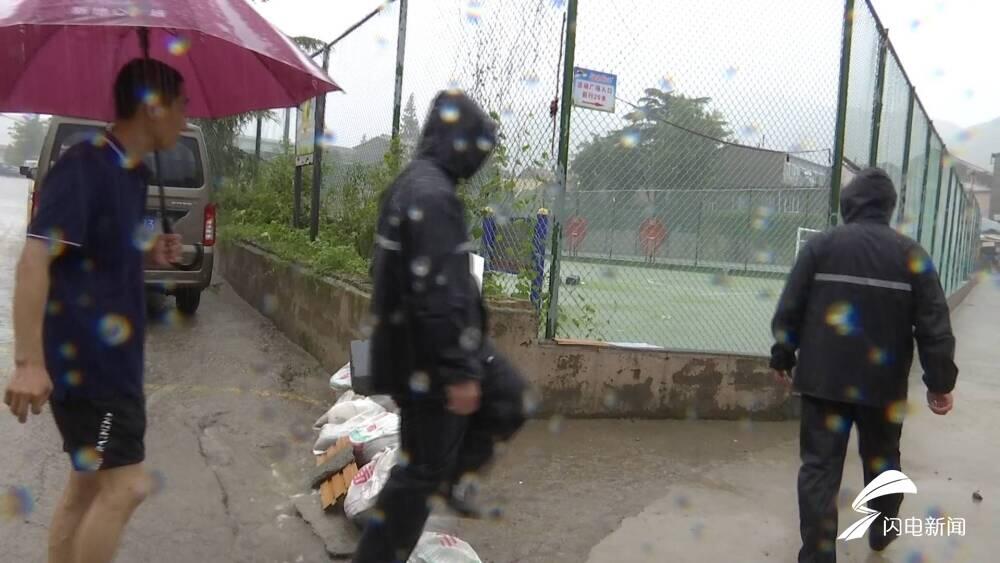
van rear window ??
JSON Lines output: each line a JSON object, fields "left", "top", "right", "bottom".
{"left": 50, "top": 123, "right": 204, "bottom": 188}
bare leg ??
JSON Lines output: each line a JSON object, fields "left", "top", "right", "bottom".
{"left": 48, "top": 471, "right": 100, "bottom": 563}
{"left": 72, "top": 464, "right": 149, "bottom": 563}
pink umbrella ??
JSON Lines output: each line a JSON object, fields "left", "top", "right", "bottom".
{"left": 0, "top": 0, "right": 341, "bottom": 119}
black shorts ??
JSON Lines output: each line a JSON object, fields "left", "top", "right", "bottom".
{"left": 50, "top": 396, "right": 146, "bottom": 472}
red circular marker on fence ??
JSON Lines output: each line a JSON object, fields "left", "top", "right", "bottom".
{"left": 639, "top": 218, "right": 667, "bottom": 258}
{"left": 566, "top": 216, "right": 588, "bottom": 254}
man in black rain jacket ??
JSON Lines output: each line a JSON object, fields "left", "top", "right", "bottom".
{"left": 353, "top": 90, "right": 527, "bottom": 562}
{"left": 771, "top": 167, "right": 958, "bottom": 562}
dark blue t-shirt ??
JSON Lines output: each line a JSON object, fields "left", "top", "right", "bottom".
{"left": 28, "top": 134, "right": 150, "bottom": 401}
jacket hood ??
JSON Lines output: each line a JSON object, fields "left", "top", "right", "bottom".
{"left": 840, "top": 167, "right": 898, "bottom": 224}
{"left": 416, "top": 90, "right": 498, "bottom": 181}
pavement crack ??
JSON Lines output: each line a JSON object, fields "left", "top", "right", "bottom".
{"left": 195, "top": 412, "right": 239, "bottom": 544}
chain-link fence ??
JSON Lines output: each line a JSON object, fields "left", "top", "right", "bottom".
{"left": 257, "top": 0, "right": 981, "bottom": 357}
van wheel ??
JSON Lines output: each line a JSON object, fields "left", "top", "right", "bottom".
{"left": 176, "top": 289, "right": 202, "bottom": 316}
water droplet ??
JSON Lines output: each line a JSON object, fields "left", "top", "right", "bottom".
{"left": 73, "top": 447, "right": 102, "bottom": 472}
{"left": 522, "top": 388, "right": 541, "bottom": 416}
{"left": 411, "top": 256, "right": 431, "bottom": 277}
{"left": 45, "top": 228, "right": 68, "bottom": 257}
{"left": 756, "top": 288, "right": 776, "bottom": 301}
{"left": 64, "top": 370, "right": 83, "bottom": 387}
{"left": 844, "top": 386, "right": 862, "bottom": 401}
{"left": 710, "top": 271, "right": 731, "bottom": 288}
{"left": 59, "top": 342, "right": 78, "bottom": 360}
{"left": 908, "top": 251, "right": 932, "bottom": 274}
{"left": 439, "top": 102, "right": 461, "bottom": 124}
{"left": 407, "top": 206, "right": 424, "bottom": 222}
{"left": 740, "top": 124, "right": 760, "bottom": 139}
{"left": 0, "top": 486, "right": 33, "bottom": 520}
{"left": 360, "top": 315, "right": 379, "bottom": 338}
{"left": 547, "top": 414, "right": 564, "bottom": 434}
{"left": 148, "top": 469, "right": 167, "bottom": 496}
{"left": 375, "top": 35, "right": 389, "bottom": 49}
{"left": 290, "top": 421, "right": 313, "bottom": 443}
{"left": 409, "top": 372, "right": 431, "bottom": 394}
{"left": 522, "top": 71, "right": 541, "bottom": 88}
{"left": 453, "top": 137, "right": 469, "bottom": 152}
{"left": 47, "top": 301, "right": 63, "bottom": 316}
{"left": 166, "top": 36, "right": 191, "bottom": 56}
{"left": 825, "top": 414, "right": 849, "bottom": 433}
{"left": 753, "top": 250, "right": 775, "bottom": 264}
{"left": 266, "top": 440, "right": 290, "bottom": 462}
{"left": 459, "top": 327, "right": 482, "bottom": 351}
{"left": 98, "top": 314, "right": 133, "bottom": 346}
{"left": 132, "top": 222, "right": 157, "bottom": 252}
{"left": 317, "top": 129, "right": 337, "bottom": 146}
{"left": 476, "top": 136, "right": 494, "bottom": 152}
{"left": 659, "top": 75, "right": 675, "bottom": 92}
{"left": 674, "top": 494, "right": 692, "bottom": 509}
{"left": 550, "top": 0, "right": 566, "bottom": 7}
{"left": 261, "top": 294, "right": 278, "bottom": 315}
{"left": 825, "top": 302, "right": 857, "bottom": 336}
{"left": 909, "top": 19, "right": 921, "bottom": 31}
{"left": 388, "top": 215, "right": 401, "bottom": 227}
{"left": 464, "top": 0, "right": 482, "bottom": 25}
{"left": 603, "top": 389, "right": 619, "bottom": 409}
{"left": 868, "top": 346, "right": 890, "bottom": 366}
{"left": 885, "top": 401, "right": 910, "bottom": 424}
{"left": 619, "top": 130, "right": 640, "bottom": 149}
{"left": 435, "top": 273, "right": 448, "bottom": 286}
{"left": 724, "top": 66, "right": 739, "bottom": 80}
{"left": 259, "top": 405, "right": 277, "bottom": 422}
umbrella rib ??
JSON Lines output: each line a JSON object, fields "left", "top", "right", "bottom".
{"left": 184, "top": 41, "right": 215, "bottom": 118}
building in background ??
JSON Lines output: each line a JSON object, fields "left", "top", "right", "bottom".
{"left": 952, "top": 156, "right": 994, "bottom": 219}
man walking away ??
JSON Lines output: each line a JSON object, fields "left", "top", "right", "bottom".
{"left": 770, "top": 168, "right": 958, "bottom": 563}
{"left": 353, "top": 90, "right": 527, "bottom": 562}
{"left": 4, "top": 59, "right": 186, "bottom": 563}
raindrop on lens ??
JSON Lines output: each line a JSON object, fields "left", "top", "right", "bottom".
{"left": 74, "top": 447, "right": 101, "bottom": 472}
{"left": 99, "top": 314, "right": 133, "bottom": 346}
{"left": 0, "top": 486, "right": 33, "bottom": 520}
{"left": 167, "top": 36, "right": 191, "bottom": 56}
{"left": 411, "top": 256, "right": 431, "bottom": 277}
{"left": 724, "top": 66, "right": 739, "bottom": 80}
{"left": 439, "top": 103, "right": 461, "bottom": 124}
{"left": 261, "top": 294, "right": 278, "bottom": 315}
{"left": 453, "top": 138, "right": 469, "bottom": 152}
{"left": 476, "top": 136, "right": 494, "bottom": 152}
{"left": 464, "top": 0, "right": 482, "bottom": 25}
{"left": 388, "top": 215, "right": 401, "bottom": 227}
{"left": 620, "top": 130, "right": 640, "bottom": 149}
{"left": 603, "top": 389, "right": 619, "bottom": 409}
{"left": 435, "top": 273, "right": 448, "bottom": 286}
{"left": 409, "top": 372, "right": 431, "bottom": 393}
{"left": 459, "top": 327, "right": 482, "bottom": 351}
{"left": 360, "top": 315, "right": 379, "bottom": 338}
{"left": 522, "top": 71, "right": 541, "bottom": 87}
{"left": 407, "top": 206, "right": 424, "bottom": 222}
{"left": 290, "top": 421, "right": 312, "bottom": 443}
{"left": 659, "top": 76, "right": 675, "bottom": 92}
{"left": 547, "top": 414, "right": 564, "bottom": 434}
{"left": 148, "top": 469, "right": 167, "bottom": 496}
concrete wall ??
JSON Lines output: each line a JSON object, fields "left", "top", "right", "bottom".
{"left": 220, "top": 241, "right": 797, "bottom": 419}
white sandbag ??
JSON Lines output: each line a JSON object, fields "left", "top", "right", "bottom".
{"left": 408, "top": 532, "right": 482, "bottom": 563}
{"left": 313, "top": 396, "right": 384, "bottom": 430}
{"left": 344, "top": 447, "right": 397, "bottom": 523}
{"left": 353, "top": 433, "right": 400, "bottom": 467}
{"left": 329, "top": 363, "right": 353, "bottom": 391}
{"left": 348, "top": 411, "right": 400, "bottom": 446}
{"left": 313, "top": 408, "right": 398, "bottom": 454}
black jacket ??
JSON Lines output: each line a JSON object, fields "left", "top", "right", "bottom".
{"left": 770, "top": 168, "right": 958, "bottom": 407}
{"left": 368, "top": 91, "right": 498, "bottom": 397}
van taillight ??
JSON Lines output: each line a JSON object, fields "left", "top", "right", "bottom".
{"left": 203, "top": 203, "right": 216, "bottom": 246}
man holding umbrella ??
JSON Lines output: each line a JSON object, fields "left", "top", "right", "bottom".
{"left": 5, "top": 58, "right": 187, "bottom": 563}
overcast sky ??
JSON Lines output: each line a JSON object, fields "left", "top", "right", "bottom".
{"left": 3, "top": 0, "right": 997, "bottom": 151}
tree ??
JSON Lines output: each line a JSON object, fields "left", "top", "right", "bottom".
{"left": 572, "top": 88, "right": 731, "bottom": 194}
{"left": 4, "top": 115, "right": 47, "bottom": 166}
{"left": 400, "top": 93, "right": 421, "bottom": 160}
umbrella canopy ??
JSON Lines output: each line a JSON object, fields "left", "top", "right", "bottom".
{"left": 0, "top": 0, "right": 340, "bottom": 120}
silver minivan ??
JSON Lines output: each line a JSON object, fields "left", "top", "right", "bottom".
{"left": 25, "top": 117, "right": 215, "bottom": 314}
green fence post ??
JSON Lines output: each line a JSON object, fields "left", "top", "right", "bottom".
{"left": 915, "top": 127, "right": 933, "bottom": 241}
{"left": 828, "top": 0, "right": 856, "bottom": 228}
{"left": 896, "top": 88, "right": 915, "bottom": 224}
{"left": 929, "top": 151, "right": 944, "bottom": 257}
{"left": 390, "top": 0, "right": 408, "bottom": 139}
{"left": 868, "top": 29, "right": 888, "bottom": 168}
{"left": 940, "top": 169, "right": 955, "bottom": 290}
{"left": 544, "top": 0, "right": 578, "bottom": 340}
